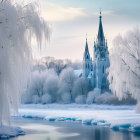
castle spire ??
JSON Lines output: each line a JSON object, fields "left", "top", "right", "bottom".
{"left": 97, "top": 9, "right": 105, "bottom": 43}
{"left": 85, "top": 34, "right": 89, "bottom": 52}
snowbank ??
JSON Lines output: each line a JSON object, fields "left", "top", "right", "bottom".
{"left": 18, "top": 104, "right": 140, "bottom": 134}
{"left": 0, "top": 126, "right": 25, "bottom": 139}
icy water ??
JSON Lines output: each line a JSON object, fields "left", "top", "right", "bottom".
{"left": 10, "top": 118, "right": 140, "bottom": 140}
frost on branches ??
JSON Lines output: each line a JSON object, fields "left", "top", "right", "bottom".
{"left": 0, "top": 0, "right": 50, "bottom": 126}
{"left": 108, "top": 27, "right": 140, "bottom": 112}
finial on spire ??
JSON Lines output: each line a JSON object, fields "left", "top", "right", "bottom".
{"left": 86, "top": 33, "right": 87, "bottom": 41}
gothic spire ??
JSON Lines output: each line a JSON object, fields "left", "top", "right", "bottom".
{"left": 97, "top": 9, "right": 105, "bottom": 43}
{"left": 85, "top": 34, "right": 89, "bottom": 52}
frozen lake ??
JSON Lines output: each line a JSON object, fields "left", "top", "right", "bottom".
{"left": 10, "top": 118, "right": 140, "bottom": 140}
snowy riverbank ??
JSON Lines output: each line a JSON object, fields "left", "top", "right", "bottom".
{"left": 17, "top": 104, "right": 140, "bottom": 134}
{"left": 0, "top": 126, "right": 25, "bottom": 139}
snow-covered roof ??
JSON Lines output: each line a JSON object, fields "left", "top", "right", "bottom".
{"left": 74, "top": 69, "right": 82, "bottom": 77}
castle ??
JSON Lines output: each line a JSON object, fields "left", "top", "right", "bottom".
{"left": 83, "top": 11, "right": 110, "bottom": 91}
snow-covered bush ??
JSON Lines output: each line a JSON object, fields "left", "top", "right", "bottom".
{"left": 0, "top": 0, "right": 49, "bottom": 126}
{"left": 41, "top": 94, "right": 52, "bottom": 104}
{"left": 75, "top": 95, "right": 86, "bottom": 104}
{"left": 32, "top": 95, "right": 40, "bottom": 104}
{"left": 61, "top": 93, "right": 71, "bottom": 104}
{"left": 95, "top": 92, "right": 118, "bottom": 104}
{"left": 86, "top": 88, "right": 101, "bottom": 104}
{"left": 108, "top": 27, "right": 140, "bottom": 111}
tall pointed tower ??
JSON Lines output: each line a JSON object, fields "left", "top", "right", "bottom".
{"left": 93, "top": 10, "right": 110, "bottom": 91}
{"left": 82, "top": 10, "right": 110, "bottom": 92}
{"left": 83, "top": 37, "right": 92, "bottom": 78}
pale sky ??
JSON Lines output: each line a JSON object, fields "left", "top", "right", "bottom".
{"left": 32, "top": 0, "right": 140, "bottom": 61}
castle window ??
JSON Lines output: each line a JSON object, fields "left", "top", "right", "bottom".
{"left": 103, "top": 66, "right": 104, "bottom": 73}
{"left": 86, "top": 55, "right": 89, "bottom": 59}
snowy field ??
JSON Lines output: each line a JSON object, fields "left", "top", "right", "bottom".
{"left": 17, "top": 104, "right": 140, "bottom": 134}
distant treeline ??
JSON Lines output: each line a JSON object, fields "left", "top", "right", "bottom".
{"left": 33, "top": 56, "right": 82, "bottom": 74}
{"left": 21, "top": 57, "right": 136, "bottom": 105}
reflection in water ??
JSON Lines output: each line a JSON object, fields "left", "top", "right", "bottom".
{"left": 10, "top": 119, "right": 140, "bottom": 140}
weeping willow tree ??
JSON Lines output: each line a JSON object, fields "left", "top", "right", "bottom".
{"left": 108, "top": 27, "right": 140, "bottom": 112}
{"left": 0, "top": 0, "right": 50, "bottom": 126}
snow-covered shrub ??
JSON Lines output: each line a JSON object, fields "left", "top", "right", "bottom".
{"left": 108, "top": 27, "right": 140, "bottom": 111}
{"left": 86, "top": 91, "right": 95, "bottom": 104}
{"left": 41, "top": 94, "right": 52, "bottom": 104}
{"left": 32, "top": 95, "right": 40, "bottom": 104}
{"left": 94, "top": 88, "right": 101, "bottom": 94}
{"left": 86, "top": 88, "right": 101, "bottom": 104}
{"left": 95, "top": 92, "right": 118, "bottom": 104}
{"left": 75, "top": 95, "right": 86, "bottom": 104}
{"left": 119, "top": 96, "right": 136, "bottom": 105}
{"left": 61, "top": 93, "right": 71, "bottom": 104}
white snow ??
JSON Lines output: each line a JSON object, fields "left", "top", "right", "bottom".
{"left": 0, "top": 126, "right": 24, "bottom": 139}
{"left": 17, "top": 104, "right": 140, "bottom": 133}
{"left": 74, "top": 69, "right": 82, "bottom": 77}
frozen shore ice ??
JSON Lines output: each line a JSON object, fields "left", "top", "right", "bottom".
{"left": 17, "top": 104, "right": 140, "bottom": 134}
{"left": 0, "top": 126, "right": 25, "bottom": 139}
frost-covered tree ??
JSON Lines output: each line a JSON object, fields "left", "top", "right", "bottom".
{"left": 59, "top": 67, "right": 76, "bottom": 102}
{"left": 33, "top": 57, "right": 82, "bottom": 73}
{"left": 43, "top": 70, "right": 59, "bottom": 102}
{"left": 108, "top": 27, "right": 140, "bottom": 112}
{"left": 29, "top": 71, "right": 46, "bottom": 98}
{"left": 45, "top": 57, "right": 69, "bottom": 74}
{"left": 73, "top": 77, "right": 92, "bottom": 99}
{"left": 0, "top": 0, "right": 49, "bottom": 126}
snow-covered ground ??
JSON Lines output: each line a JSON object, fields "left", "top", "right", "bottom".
{"left": 17, "top": 104, "right": 140, "bottom": 134}
{"left": 0, "top": 126, "right": 25, "bottom": 139}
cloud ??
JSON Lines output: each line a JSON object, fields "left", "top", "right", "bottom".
{"left": 40, "top": 1, "right": 88, "bottom": 22}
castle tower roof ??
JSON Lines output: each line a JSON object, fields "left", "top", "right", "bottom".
{"left": 85, "top": 36, "right": 89, "bottom": 52}
{"left": 84, "top": 36, "right": 90, "bottom": 60}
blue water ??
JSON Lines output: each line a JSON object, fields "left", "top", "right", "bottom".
{"left": 10, "top": 118, "right": 140, "bottom": 140}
